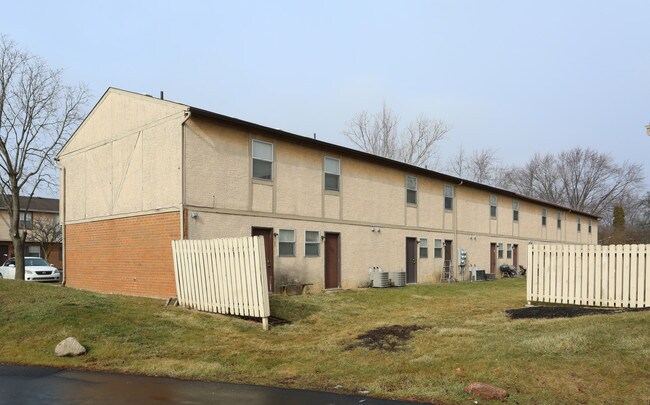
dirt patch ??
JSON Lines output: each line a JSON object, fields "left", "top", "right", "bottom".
{"left": 345, "top": 324, "right": 428, "bottom": 351}
{"left": 506, "top": 306, "right": 649, "bottom": 319}
{"left": 238, "top": 315, "right": 291, "bottom": 326}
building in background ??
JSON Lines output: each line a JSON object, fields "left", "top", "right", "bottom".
{"left": 0, "top": 196, "right": 62, "bottom": 268}
{"left": 58, "top": 88, "right": 598, "bottom": 298}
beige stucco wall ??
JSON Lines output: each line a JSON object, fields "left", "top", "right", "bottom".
{"left": 59, "top": 89, "right": 187, "bottom": 222}
{"left": 182, "top": 114, "right": 599, "bottom": 290}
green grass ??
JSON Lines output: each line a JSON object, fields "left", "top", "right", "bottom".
{"left": 0, "top": 279, "right": 648, "bottom": 404}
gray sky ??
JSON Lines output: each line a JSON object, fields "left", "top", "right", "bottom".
{"left": 5, "top": 0, "right": 649, "bottom": 188}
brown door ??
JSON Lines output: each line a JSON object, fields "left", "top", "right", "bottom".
{"left": 444, "top": 240, "right": 453, "bottom": 265}
{"left": 490, "top": 243, "right": 497, "bottom": 274}
{"left": 406, "top": 237, "right": 417, "bottom": 283}
{"left": 324, "top": 233, "right": 340, "bottom": 289}
{"left": 513, "top": 244, "right": 519, "bottom": 268}
{"left": 252, "top": 227, "right": 274, "bottom": 292}
{"left": 0, "top": 244, "right": 8, "bottom": 263}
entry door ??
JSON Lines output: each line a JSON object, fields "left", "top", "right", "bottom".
{"left": 512, "top": 244, "right": 519, "bottom": 268}
{"left": 406, "top": 237, "right": 417, "bottom": 283}
{"left": 0, "top": 245, "right": 8, "bottom": 263}
{"left": 252, "top": 227, "right": 274, "bottom": 292}
{"left": 444, "top": 240, "right": 453, "bottom": 266}
{"left": 490, "top": 243, "right": 497, "bottom": 274}
{"left": 324, "top": 233, "right": 340, "bottom": 289}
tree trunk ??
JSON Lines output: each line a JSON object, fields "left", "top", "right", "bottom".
{"left": 12, "top": 234, "right": 25, "bottom": 281}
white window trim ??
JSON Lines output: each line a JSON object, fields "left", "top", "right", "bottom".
{"left": 434, "top": 239, "right": 443, "bottom": 258}
{"left": 419, "top": 238, "right": 428, "bottom": 258}
{"left": 252, "top": 139, "right": 274, "bottom": 181}
{"left": 406, "top": 175, "right": 418, "bottom": 205}
{"left": 324, "top": 157, "right": 340, "bottom": 192}
{"left": 278, "top": 228, "right": 295, "bottom": 257}
{"left": 490, "top": 195, "right": 497, "bottom": 218}
{"left": 513, "top": 201, "right": 519, "bottom": 222}
{"left": 444, "top": 185, "right": 454, "bottom": 210}
{"left": 304, "top": 230, "right": 320, "bottom": 257}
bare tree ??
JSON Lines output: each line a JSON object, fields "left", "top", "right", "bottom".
{"left": 28, "top": 217, "right": 62, "bottom": 263}
{"left": 344, "top": 102, "right": 450, "bottom": 167}
{"left": 445, "top": 147, "right": 502, "bottom": 186}
{"left": 0, "top": 35, "right": 88, "bottom": 280}
{"left": 501, "top": 147, "right": 644, "bottom": 221}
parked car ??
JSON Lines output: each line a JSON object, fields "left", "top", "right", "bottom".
{"left": 0, "top": 257, "right": 61, "bottom": 282}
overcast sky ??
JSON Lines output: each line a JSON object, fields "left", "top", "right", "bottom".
{"left": 4, "top": 1, "right": 649, "bottom": 189}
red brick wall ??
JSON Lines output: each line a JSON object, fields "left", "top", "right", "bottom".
{"left": 65, "top": 212, "right": 180, "bottom": 298}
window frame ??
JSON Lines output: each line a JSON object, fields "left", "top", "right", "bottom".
{"left": 434, "top": 239, "right": 443, "bottom": 258}
{"left": 512, "top": 201, "right": 519, "bottom": 222}
{"left": 577, "top": 217, "right": 581, "bottom": 233}
{"left": 419, "top": 238, "right": 428, "bottom": 258}
{"left": 406, "top": 175, "right": 418, "bottom": 205}
{"left": 19, "top": 212, "right": 33, "bottom": 229}
{"left": 542, "top": 208, "right": 547, "bottom": 226}
{"left": 490, "top": 195, "right": 497, "bottom": 218}
{"left": 252, "top": 139, "right": 274, "bottom": 181}
{"left": 557, "top": 211, "right": 562, "bottom": 229}
{"left": 506, "top": 243, "right": 512, "bottom": 259}
{"left": 278, "top": 229, "right": 295, "bottom": 257}
{"left": 304, "top": 230, "right": 320, "bottom": 257}
{"left": 497, "top": 243, "right": 504, "bottom": 259}
{"left": 444, "top": 185, "right": 454, "bottom": 210}
{"left": 588, "top": 219, "right": 592, "bottom": 234}
{"left": 324, "top": 156, "right": 340, "bottom": 192}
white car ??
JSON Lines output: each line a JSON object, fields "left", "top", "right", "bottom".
{"left": 0, "top": 257, "right": 61, "bottom": 282}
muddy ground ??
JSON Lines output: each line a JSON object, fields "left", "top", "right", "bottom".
{"left": 506, "top": 305, "right": 649, "bottom": 319}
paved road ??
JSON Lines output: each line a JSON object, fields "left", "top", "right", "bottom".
{"left": 0, "top": 364, "right": 420, "bottom": 405}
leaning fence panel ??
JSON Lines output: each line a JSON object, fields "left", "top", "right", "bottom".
{"left": 172, "top": 236, "right": 270, "bottom": 329}
{"left": 528, "top": 244, "right": 649, "bottom": 308}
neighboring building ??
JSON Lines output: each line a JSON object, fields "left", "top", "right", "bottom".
{"left": 58, "top": 88, "right": 599, "bottom": 298}
{"left": 0, "top": 196, "right": 62, "bottom": 268}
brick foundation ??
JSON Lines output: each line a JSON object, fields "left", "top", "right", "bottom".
{"left": 65, "top": 212, "right": 180, "bottom": 298}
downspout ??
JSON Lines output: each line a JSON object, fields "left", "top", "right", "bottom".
{"left": 180, "top": 109, "right": 192, "bottom": 240}
{"left": 454, "top": 180, "right": 463, "bottom": 280}
{"left": 60, "top": 164, "right": 66, "bottom": 286}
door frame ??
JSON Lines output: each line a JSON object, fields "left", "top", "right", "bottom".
{"left": 251, "top": 227, "right": 274, "bottom": 292}
{"left": 490, "top": 242, "right": 497, "bottom": 274}
{"left": 324, "top": 232, "right": 340, "bottom": 289}
{"left": 406, "top": 237, "right": 417, "bottom": 283}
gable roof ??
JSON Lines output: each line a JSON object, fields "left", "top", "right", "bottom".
{"left": 68, "top": 88, "right": 599, "bottom": 220}
{"left": 0, "top": 196, "right": 59, "bottom": 213}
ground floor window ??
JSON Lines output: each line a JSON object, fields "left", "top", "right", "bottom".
{"left": 305, "top": 231, "right": 320, "bottom": 256}
{"left": 27, "top": 245, "right": 42, "bottom": 257}
{"left": 434, "top": 239, "right": 442, "bottom": 258}
{"left": 498, "top": 243, "right": 504, "bottom": 259}
{"left": 278, "top": 229, "right": 295, "bottom": 256}
{"left": 419, "top": 238, "right": 428, "bottom": 258}
{"left": 506, "top": 243, "right": 512, "bottom": 259}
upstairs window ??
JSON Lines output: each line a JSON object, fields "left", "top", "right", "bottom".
{"left": 406, "top": 176, "right": 417, "bottom": 204}
{"left": 512, "top": 201, "right": 519, "bottom": 222}
{"left": 577, "top": 217, "right": 581, "bottom": 232}
{"left": 542, "top": 208, "right": 547, "bottom": 226}
{"left": 444, "top": 185, "right": 454, "bottom": 210}
{"left": 252, "top": 140, "right": 273, "bottom": 180}
{"left": 324, "top": 157, "right": 340, "bottom": 191}
{"left": 588, "top": 219, "right": 592, "bottom": 234}
{"left": 434, "top": 239, "right": 443, "bottom": 258}
{"left": 419, "top": 238, "right": 428, "bottom": 258}
{"left": 305, "top": 231, "right": 320, "bottom": 256}
{"left": 278, "top": 229, "right": 295, "bottom": 256}
{"left": 490, "top": 195, "right": 497, "bottom": 218}
{"left": 557, "top": 211, "right": 562, "bottom": 229}
{"left": 19, "top": 212, "right": 33, "bottom": 229}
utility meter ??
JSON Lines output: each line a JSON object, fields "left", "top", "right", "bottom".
{"left": 458, "top": 249, "right": 467, "bottom": 267}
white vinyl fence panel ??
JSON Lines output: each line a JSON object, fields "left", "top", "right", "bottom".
{"left": 527, "top": 244, "right": 649, "bottom": 308}
{"left": 172, "top": 236, "right": 270, "bottom": 329}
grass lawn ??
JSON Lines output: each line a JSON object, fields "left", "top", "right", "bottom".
{"left": 0, "top": 278, "right": 648, "bottom": 404}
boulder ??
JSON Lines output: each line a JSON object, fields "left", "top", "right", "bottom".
{"left": 464, "top": 382, "right": 508, "bottom": 400}
{"left": 55, "top": 337, "right": 87, "bottom": 357}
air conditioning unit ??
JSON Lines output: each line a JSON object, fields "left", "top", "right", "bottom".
{"left": 371, "top": 271, "right": 390, "bottom": 288}
{"left": 390, "top": 272, "right": 406, "bottom": 287}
